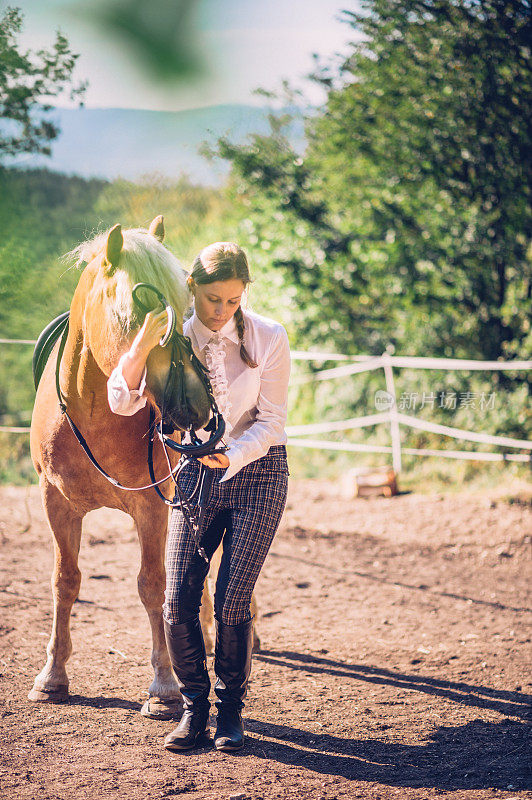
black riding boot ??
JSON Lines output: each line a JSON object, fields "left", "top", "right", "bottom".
{"left": 213, "top": 617, "right": 254, "bottom": 752}
{"left": 163, "top": 617, "right": 211, "bottom": 751}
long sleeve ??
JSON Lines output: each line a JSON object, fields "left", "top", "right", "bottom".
{"left": 107, "top": 353, "right": 148, "bottom": 416}
{"left": 220, "top": 325, "right": 290, "bottom": 482}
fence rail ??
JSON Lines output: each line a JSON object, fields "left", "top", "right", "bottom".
{"left": 2, "top": 339, "right": 531, "bottom": 472}
{"left": 287, "top": 350, "right": 531, "bottom": 471}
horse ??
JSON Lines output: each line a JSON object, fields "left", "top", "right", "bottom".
{"left": 29, "top": 216, "right": 214, "bottom": 719}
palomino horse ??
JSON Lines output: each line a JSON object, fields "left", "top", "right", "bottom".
{"left": 29, "top": 217, "right": 213, "bottom": 718}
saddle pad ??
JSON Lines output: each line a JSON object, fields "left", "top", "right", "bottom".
{"left": 33, "top": 311, "right": 70, "bottom": 390}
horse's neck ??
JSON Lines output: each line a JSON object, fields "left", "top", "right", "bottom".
{"left": 60, "top": 315, "right": 114, "bottom": 418}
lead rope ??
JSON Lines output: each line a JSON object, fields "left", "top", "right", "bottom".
{"left": 147, "top": 407, "right": 214, "bottom": 562}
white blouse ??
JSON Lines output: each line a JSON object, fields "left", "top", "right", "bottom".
{"left": 107, "top": 309, "right": 290, "bottom": 482}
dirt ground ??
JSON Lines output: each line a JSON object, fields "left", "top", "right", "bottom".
{"left": 0, "top": 478, "right": 530, "bottom": 800}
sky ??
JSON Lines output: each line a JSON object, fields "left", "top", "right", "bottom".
{"left": 10, "top": 0, "right": 359, "bottom": 111}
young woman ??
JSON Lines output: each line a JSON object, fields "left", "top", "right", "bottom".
{"left": 107, "top": 241, "right": 290, "bottom": 753}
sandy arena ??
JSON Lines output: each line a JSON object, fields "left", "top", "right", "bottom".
{"left": 0, "top": 479, "right": 530, "bottom": 800}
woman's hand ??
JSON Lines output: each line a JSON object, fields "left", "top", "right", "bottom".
{"left": 132, "top": 309, "right": 169, "bottom": 355}
{"left": 198, "top": 452, "right": 230, "bottom": 470}
{"left": 122, "top": 309, "right": 168, "bottom": 391}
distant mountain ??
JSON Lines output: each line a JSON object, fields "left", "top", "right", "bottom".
{"left": 6, "top": 105, "right": 305, "bottom": 185}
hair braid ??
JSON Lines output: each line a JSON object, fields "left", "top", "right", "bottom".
{"left": 234, "top": 306, "right": 258, "bottom": 368}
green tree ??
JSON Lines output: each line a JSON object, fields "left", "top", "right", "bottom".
{"left": 0, "top": 6, "right": 85, "bottom": 161}
{"left": 215, "top": 0, "right": 531, "bottom": 367}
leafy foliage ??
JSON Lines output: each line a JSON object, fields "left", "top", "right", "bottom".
{"left": 81, "top": 0, "right": 205, "bottom": 80}
{"left": 214, "top": 0, "right": 532, "bottom": 372}
{"left": 0, "top": 6, "right": 85, "bottom": 160}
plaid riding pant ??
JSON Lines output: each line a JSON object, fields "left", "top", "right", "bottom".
{"left": 163, "top": 445, "right": 289, "bottom": 626}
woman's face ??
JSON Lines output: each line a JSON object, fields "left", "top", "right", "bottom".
{"left": 192, "top": 278, "right": 246, "bottom": 331}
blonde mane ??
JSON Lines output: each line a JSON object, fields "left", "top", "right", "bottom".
{"left": 66, "top": 227, "right": 191, "bottom": 328}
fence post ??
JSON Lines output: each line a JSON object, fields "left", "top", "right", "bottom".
{"left": 382, "top": 349, "right": 402, "bottom": 475}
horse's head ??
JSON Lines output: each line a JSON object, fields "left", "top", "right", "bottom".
{"left": 71, "top": 216, "right": 212, "bottom": 431}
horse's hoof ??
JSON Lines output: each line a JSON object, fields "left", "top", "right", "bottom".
{"left": 28, "top": 685, "right": 69, "bottom": 703}
{"left": 141, "top": 697, "right": 182, "bottom": 720}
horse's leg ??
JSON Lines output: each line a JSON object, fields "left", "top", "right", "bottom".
{"left": 200, "top": 581, "right": 215, "bottom": 656}
{"left": 28, "top": 479, "right": 83, "bottom": 702}
{"left": 135, "top": 506, "right": 181, "bottom": 720}
{"left": 200, "top": 546, "right": 221, "bottom": 656}
{"left": 250, "top": 593, "right": 261, "bottom": 653}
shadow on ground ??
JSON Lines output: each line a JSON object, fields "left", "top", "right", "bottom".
{"left": 245, "top": 717, "right": 529, "bottom": 790}
{"left": 255, "top": 650, "right": 531, "bottom": 720}
{"left": 248, "top": 650, "right": 530, "bottom": 791}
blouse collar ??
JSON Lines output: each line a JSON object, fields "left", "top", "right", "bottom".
{"left": 190, "top": 311, "right": 240, "bottom": 350}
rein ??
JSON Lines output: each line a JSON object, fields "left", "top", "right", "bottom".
{"left": 54, "top": 282, "right": 227, "bottom": 561}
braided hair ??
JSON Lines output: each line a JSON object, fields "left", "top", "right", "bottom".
{"left": 189, "top": 242, "right": 258, "bottom": 368}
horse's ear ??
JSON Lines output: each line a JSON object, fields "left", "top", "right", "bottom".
{"left": 104, "top": 224, "right": 123, "bottom": 273}
{"left": 149, "top": 214, "right": 165, "bottom": 242}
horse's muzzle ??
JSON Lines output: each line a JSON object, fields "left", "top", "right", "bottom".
{"left": 164, "top": 406, "right": 211, "bottom": 434}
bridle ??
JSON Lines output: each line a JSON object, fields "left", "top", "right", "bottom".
{"left": 54, "top": 281, "right": 226, "bottom": 560}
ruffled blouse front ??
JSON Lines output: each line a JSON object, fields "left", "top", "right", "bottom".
{"left": 203, "top": 332, "right": 233, "bottom": 435}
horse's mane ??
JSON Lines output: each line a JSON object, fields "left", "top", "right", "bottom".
{"left": 65, "top": 227, "right": 191, "bottom": 328}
